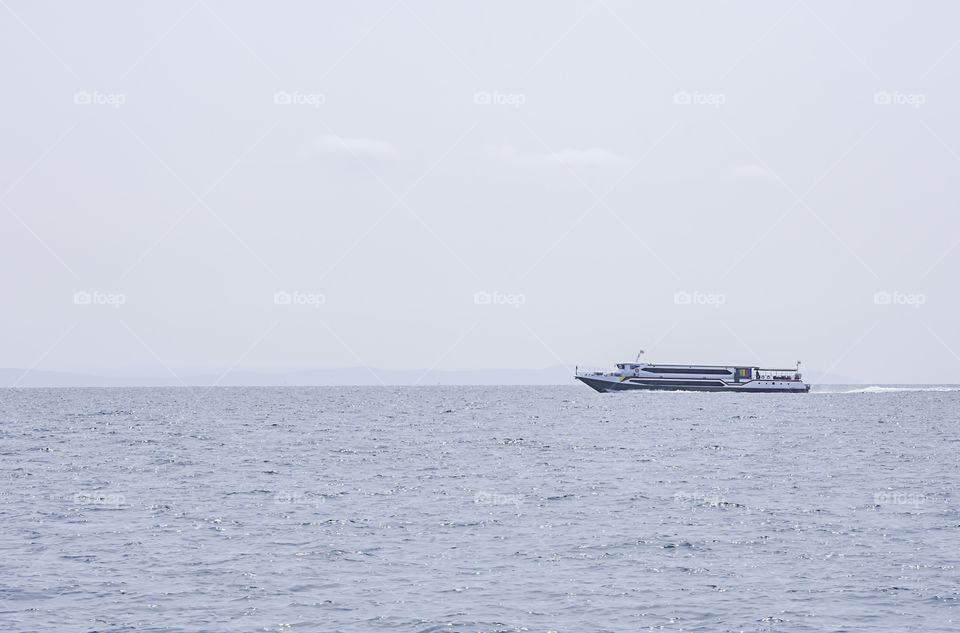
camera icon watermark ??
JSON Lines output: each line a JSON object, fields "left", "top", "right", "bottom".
{"left": 73, "top": 90, "right": 126, "bottom": 108}
{"left": 273, "top": 90, "right": 326, "bottom": 108}
{"left": 274, "top": 290, "right": 326, "bottom": 308}
{"left": 673, "top": 290, "right": 726, "bottom": 308}
{"left": 473, "top": 290, "right": 526, "bottom": 308}
{"left": 873, "top": 290, "right": 925, "bottom": 308}
{"left": 673, "top": 90, "right": 726, "bottom": 108}
{"left": 73, "top": 290, "right": 126, "bottom": 308}
{"left": 873, "top": 91, "right": 925, "bottom": 108}
{"left": 473, "top": 90, "right": 526, "bottom": 109}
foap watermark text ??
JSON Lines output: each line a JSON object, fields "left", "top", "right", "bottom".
{"left": 274, "top": 491, "right": 326, "bottom": 508}
{"left": 874, "top": 291, "right": 925, "bottom": 308}
{"left": 474, "top": 491, "right": 524, "bottom": 506}
{"left": 274, "top": 91, "right": 326, "bottom": 108}
{"left": 74, "top": 491, "right": 125, "bottom": 507}
{"left": 474, "top": 290, "right": 526, "bottom": 308}
{"left": 873, "top": 91, "right": 925, "bottom": 108}
{"left": 74, "top": 90, "right": 126, "bottom": 108}
{"left": 674, "top": 91, "right": 725, "bottom": 108}
{"left": 674, "top": 290, "right": 726, "bottom": 308}
{"left": 74, "top": 290, "right": 126, "bottom": 308}
{"left": 874, "top": 491, "right": 926, "bottom": 506}
{"left": 274, "top": 290, "right": 326, "bottom": 308}
{"left": 473, "top": 91, "right": 525, "bottom": 108}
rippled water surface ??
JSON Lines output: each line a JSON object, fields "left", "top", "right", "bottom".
{"left": 2, "top": 385, "right": 959, "bottom": 632}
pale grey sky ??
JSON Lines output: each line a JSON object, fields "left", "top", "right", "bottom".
{"left": 1, "top": 1, "right": 958, "bottom": 383}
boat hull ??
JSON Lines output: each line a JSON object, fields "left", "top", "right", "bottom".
{"left": 575, "top": 375, "right": 810, "bottom": 394}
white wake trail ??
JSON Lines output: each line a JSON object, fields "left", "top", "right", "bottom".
{"left": 834, "top": 385, "right": 960, "bottom": 394}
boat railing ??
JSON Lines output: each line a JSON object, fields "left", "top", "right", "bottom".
{"left": 575, "top": 366, "right": 613, "bottom": 377}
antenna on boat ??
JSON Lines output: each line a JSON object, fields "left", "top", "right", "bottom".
{"left": 636, "top": 350, "right": 645, "bottom": 362}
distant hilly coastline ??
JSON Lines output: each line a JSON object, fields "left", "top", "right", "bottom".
{"left": 1, "top": 366, "right": 861, "bottom": 387}
{"left": 0, "top": 366, "right": 574, "bottom": 388}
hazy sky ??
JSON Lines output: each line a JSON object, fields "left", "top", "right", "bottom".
{"left": 2, "top": 1, "right": 958, "bottom": 383}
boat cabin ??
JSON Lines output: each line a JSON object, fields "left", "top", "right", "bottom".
{"left": 614, "top": 363, "right": 802, "bottom": 382}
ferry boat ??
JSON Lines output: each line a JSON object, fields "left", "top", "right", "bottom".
{"left": 575, "top": 356, "right": 810, "bottom": 393}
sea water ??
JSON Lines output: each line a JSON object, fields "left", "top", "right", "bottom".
{"left": 2, "top": 385, "right": 958, "bottom": 632}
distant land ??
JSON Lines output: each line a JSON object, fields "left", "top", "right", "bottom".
{"left": 1, "top": 366, "right": 861, "bottom": 387}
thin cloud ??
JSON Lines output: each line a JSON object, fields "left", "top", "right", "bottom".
{"left": 316, "top": 135, "right": 398, "bottom": 159}
{"left": 489, "top": 144, "right": 629, "bottom": 167}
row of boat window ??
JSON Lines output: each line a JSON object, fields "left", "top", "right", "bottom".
{"left": 640, "top": 367, "right": 732, "bottom": 375}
